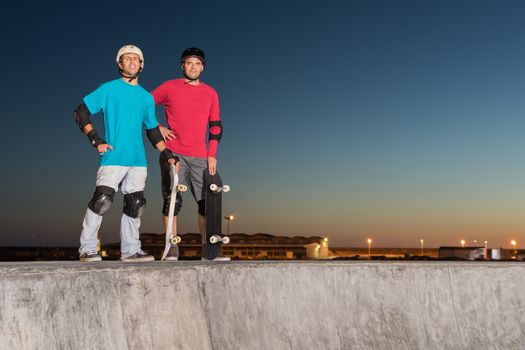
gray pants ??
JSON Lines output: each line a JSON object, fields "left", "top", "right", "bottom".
{"left": 79, "top": 166, "right": 147, "bottom": 258}
{"left": 160, "top": 152, "right": 207, "bottom": 215}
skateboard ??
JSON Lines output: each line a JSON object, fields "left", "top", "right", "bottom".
{"left": 204, "top": 169, "right": 231, "bottom": 260}
{"left": 161, "top": 164, "right": 187, "bottom": 261}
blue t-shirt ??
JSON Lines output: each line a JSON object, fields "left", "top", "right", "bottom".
{"left": 83, "top": 78, "right": 158, "bottom": 167}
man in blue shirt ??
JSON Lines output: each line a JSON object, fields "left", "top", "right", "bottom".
{"left": 73, "top": 45, "right": 178, "bottom": 262}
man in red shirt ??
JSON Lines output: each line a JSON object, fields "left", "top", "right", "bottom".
{"left": 152, "top": 47, "right": 226, "bottom": 260}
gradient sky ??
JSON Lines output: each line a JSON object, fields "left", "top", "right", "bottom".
{"left": 2, "top": 0, "right": 525, "bottom": 248}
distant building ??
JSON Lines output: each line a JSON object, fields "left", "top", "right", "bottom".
{"left": 104, "top": 233, "right": 328, "bottom": 260}
{"left": 490, "top": 248, "right": 525, "bottom": 260}
{"left": 305, "top": 238, "right": 330, "bottom": 259}
{"left": 330, "top": 247, "right": 439, "bottom": 260}
{"left": 439, "top": 247, "right": 485, "bottom": 260}
{"left": 439, "top": 246, "right": 525, "bottom": 261}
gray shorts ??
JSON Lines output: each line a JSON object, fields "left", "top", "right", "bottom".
{"left": 160, "top": 152, "right": 207, "bottom": 204}
{"left": 95, "top": 166, "right": 147, "bottom": 193}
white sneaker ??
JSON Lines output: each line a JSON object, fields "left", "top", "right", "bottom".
{"left": 164, "top": 245, "right": 179, "bottom": 261}
{"left": 202, "top": 255, "right": 231, "bottom": 262}
{"left": 122, "top": 249, "right": 155, "bottom": 262}
{"left": 80, "top": 250, "right": 102, "bottom": 262}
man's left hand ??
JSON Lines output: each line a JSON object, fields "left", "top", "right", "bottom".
{"left": 208, "top": 156, "right": 217, "bottom": 175}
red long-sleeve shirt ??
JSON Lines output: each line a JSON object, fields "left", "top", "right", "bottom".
{"left": 151, "top": 78, "right": 221, "bottom": 158}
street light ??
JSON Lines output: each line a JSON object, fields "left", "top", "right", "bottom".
{"left": 367, "top": 238, "right": 372, "bottom": 259}
{"left": 460, "top": 240, "right": 466, "bottom": 248}
{"left": 511, "top": 240, "right": 517, "bottom": 259}
{"left": 224, "top": 215, "right": 234, "bottom": 235}
{"left": 420, "top": 239, "right": 424, "bottom": 256}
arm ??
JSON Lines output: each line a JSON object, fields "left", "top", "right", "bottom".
{"left": 146, "top": 126, "right": 179, "bottom": 169}
{"left": 207, "top": 91, "right": 222, "bottom": 175}
{"left": 146, "top": 92, "right": 179, "bottom": 167}
{"left": 73, "top": 102, "right": 113, "bottom": 154}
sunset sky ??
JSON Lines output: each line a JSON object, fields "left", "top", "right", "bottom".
{"left": 2, "top": 0, "right": 525, "bottom": 248}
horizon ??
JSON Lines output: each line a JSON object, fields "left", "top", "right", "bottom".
{"left": 3, "top": 0, "right": 525, "bottom": 249}
{"left": 0, "top": 231, "right": 509, "bottom": 250}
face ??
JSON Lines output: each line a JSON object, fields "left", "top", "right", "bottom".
{"left": 119, "top": 53, "right": 141, "bottom": 76}
{"left": 182, "top": 56, "right": 204, "bottom": 80}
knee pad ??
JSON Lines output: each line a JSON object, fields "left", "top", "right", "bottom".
{"left": 162, "top": 193, "right": 183, "bottom": 216}
{"left": 88, "top": 186, "right": 115, "bottom": 216}
{"left": 197, "top": 199, "right": 205, "bottom": 216}
{"left": 123, "top": 191, "right": 146, "bottom": 218}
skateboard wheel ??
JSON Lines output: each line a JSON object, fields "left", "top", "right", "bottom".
{"left": 171, "top": 236, "right": 181, "bottom": 244}
{"left": 222, "top": 185, "right": 230, "bottom": 193}
{"left": 177, "top": 184, "right": 187, "bottom": 192}
{"left": 210, "top": 184, "right": 219, "bottom": 192}
{"left": 210, "top": 235, "right": 219, "bottom": 244}
{"left": 222, "top": 236, "right": 231, "bottom": 244}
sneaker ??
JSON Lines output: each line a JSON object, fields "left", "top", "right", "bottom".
{"left": 80, "top": 250, "right": 102, "bottom": 262}
{"left": 165, "top": 245, "right": 179, "bottom": 261}
{"left": 201, "top": 255, "right": 231, "bottom": 262}
{"left": 122, "top": 249, "right": 155, "bottom": 262}
{"left": 212, "top": 255, "right": 231, "bottom": 261}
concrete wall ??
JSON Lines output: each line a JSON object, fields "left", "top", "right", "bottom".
{"left": 0, "top": 261, "right": 524, "bottom": 350}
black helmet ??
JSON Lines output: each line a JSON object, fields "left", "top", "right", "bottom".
{"left": 181, "top": 47, "right": 205, "bottom": 65}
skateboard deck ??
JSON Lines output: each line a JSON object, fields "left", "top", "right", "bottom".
{"left": 161, "top": 164, "right": 187, "bottom": 261}
{"left": 204, "top": 170, "right": 230, "bottom": 260}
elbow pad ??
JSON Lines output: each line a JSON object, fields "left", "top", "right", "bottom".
{"left": 146, "top": 126, "right": 164, "bottom": 148}
{"left": 208, "top": 121, "right": 223, "bottom": 142}
{"left": 73, "top": 103, "right": 92, "bottom": 132}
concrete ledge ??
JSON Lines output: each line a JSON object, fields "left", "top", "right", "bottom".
{"left": 0, "top": 261, "right": 524, "bottom": 350}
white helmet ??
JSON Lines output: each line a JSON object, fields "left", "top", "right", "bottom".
{"left": 116, "top": 45, "right": 144, "bottom": 68}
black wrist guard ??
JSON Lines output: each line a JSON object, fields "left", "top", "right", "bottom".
{"left": 87, "top": 130, "right": 106, "bottom": 148}
{"left": 161, "top": 149, "right": 179, "bottom": 164}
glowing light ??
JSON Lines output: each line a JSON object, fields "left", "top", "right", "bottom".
{"left": 224, "top": 215, "right": 235, "bottom": 235}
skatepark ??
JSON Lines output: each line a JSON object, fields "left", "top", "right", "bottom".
{"left": 1, "top": 261, "right": 524, "bottom": 350}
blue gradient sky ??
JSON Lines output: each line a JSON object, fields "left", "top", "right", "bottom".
{"left": 2, "top": 0, "right": 525, "bottom": 248}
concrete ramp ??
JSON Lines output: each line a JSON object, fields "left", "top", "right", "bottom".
{"left": 0, "top": 261, "right": 524, "bottom": 350}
